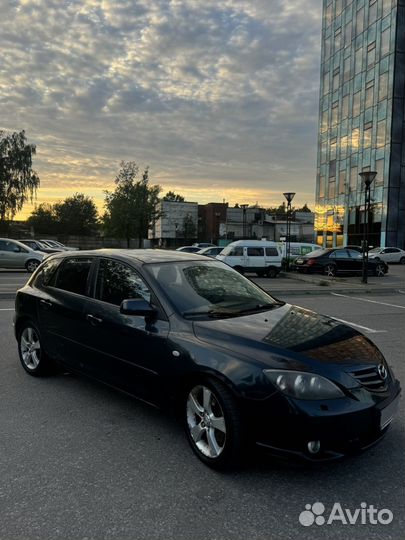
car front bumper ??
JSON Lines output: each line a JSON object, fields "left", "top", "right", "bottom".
{"left": 245, "top": 381, "right": 401, "bottom": 462}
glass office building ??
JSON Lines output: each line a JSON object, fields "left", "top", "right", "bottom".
{"left": 315, "top": 0, "right": 405, "bottom": 249}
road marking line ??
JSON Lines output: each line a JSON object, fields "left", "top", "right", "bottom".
{"left": 332, "top": 317, "right": 387, "bottom": 333}
{"left": 0, "top": 308, "right": 14, "bottom": 311}
{"left": 331, "top": 292, "right": 405, "bottom": 309}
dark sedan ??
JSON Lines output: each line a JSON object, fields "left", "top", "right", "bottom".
{"left": 14, "top": 250, "right": 400, "bottom": 468}
{"left": 294, "top": 248, "right": 388, "bottom": 277}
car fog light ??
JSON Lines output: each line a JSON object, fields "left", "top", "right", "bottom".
{"left": 307, "top": 440, "right": 321, "bottom": 454}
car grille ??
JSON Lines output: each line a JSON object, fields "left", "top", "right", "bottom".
{"left": 349, "top": 366, "right": 388, "bottom": 392}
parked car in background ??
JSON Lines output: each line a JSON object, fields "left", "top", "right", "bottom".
{"left": 0, "top": 238, "right": 46, "bottom": 272}
{"left": 279, "top": 242, "right": 321, "bottom": 259}
{"left": 40, "top": 239, "right": 79, "bottom": 251}
{"left": 14, "top": 249, "right": 400, "bottom": 468}
{"left": 20, "top": 239, "right": 63, "bottom": 254}
{"left": 192, "top": 242, "right": 216, "bottom": 248}
{"left": 368, "top": 247, "right": 405, "bottom": 264}
{"left": 176, "top": 246, "right": 202, "bottom": 253}
{"left": 197, "top": 246, "right": 223, "bottom": 258}
{"left": 216, "top": 240, "right": 282, "bottom": 277}
{"left": 343, "top": 245, "right": 364, "bottom": 253}
{"left": 294, "top": 248, "right": 388, "bottom": 277}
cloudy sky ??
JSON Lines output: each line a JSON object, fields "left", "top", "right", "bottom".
{"left": 0, "top": 0, "right": 322, "bottom": 217}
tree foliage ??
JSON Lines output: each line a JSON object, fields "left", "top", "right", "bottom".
{"left": 0, "top": 130, "right": 40, "bottom": 221}
{"left": 162, "top": 191, "right": 185, "bottom": 202}
{"left": 103, "top": 161, "right": 162, "bottom": 247}
{"left": 27, "top": 194, "right": 99, "bottom": 235}
{"left": 54, "top": 193, "right": 99, "bottom": 235}
{"left": 27, "top": 203, "right": 58, "bottom": 233}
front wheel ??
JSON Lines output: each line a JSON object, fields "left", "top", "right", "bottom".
{"left": 374, "top": 263, "right": 386, "bottom": 277}
{"left": 25, "top": 259, "right": 40, "bottom": 273}
{"left": 400, "top": 257, "right": 405, "bottom": 265}
{"left": 18, "top": 322, "right": 51, "bottom": 376}
{"left": 185, "top": 379, "right": 243, "bottom": 469}
{"left": 324, "top": 264, "right": 336, "bottom": 277}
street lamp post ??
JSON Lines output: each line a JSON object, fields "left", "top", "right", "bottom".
{"left": 359, "top": 171, "right": 377, "bottom": 284}
{"left": 283, "top": 192, "right": 296, "bottom": 271}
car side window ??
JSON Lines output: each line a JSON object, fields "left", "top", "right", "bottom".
{"left": 347, "top": 249, "right": 362, "bottom": 258}
{"left": 33, "top": 258, "right": 61, "bottom": 288}
{"left": 229, "top": 247, "right": 243, "bottom": 256}
{"left": 247, "top": 247, "right": 264, "bottom": 257}
{"left": 265, "top": 247, "right": 279, "bottom": 256}
{"left": 53, "top": 258, "right": 93, "bottom": 295}
{"left": 95, "top": 259, "right": 151, "bottom": 306}
{"left": 0, "top": 240, "right": 27, "bottom": 253}
{"left": 332, "top": 249, "right": 350, "bottom": 258}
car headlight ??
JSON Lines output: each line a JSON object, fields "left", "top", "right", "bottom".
{"left": 264, "top": 369, "right": 345, "bottom": 400}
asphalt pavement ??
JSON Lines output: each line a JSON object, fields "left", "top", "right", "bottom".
{"left": 0, "top": 290, "right": 404, "bottom": 540}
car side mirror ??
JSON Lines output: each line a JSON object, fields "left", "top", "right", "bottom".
{"left": 120, "top": 298, "right": 157, "bottom": 319}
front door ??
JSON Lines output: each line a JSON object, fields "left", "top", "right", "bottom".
{"left": 81, "top": 258, "right": 170, "bottom": 404}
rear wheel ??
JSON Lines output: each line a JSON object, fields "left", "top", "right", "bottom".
{"left": 400, "top": 257, "right": 405, "bottom": 265}
{"left": 266, "top": 267, "right": 278, "bottom": 279}
{"left": 374, "top": 263, "right": 386, "bottom": 277}
{"left": 324, "top": 264, "right": 336, "bottom": 277}
{"left": 185, "top": 379, "right": 243, "bottom": 469}
{"left": 18, "top": 322, "right": 51, "bottom": 376}
{"left": 25, "top": 259, "right": 40, "bottom": 273}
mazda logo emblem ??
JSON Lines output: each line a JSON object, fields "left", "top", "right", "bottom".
{"left": 378, "top": 364, "right": 387, "bottom": 380}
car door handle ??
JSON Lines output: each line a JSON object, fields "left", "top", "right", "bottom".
{"left": 40, "top": 299, "right": 53, "bottom": 308}
{"left": 86, "top": 313, "right": 103, "bottom": 326}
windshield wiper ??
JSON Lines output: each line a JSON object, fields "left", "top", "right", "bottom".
{"left": 182, "top": 308, "right": 238, "bottom": 319}
{"left": 234, "top": 302, "right": 284, "bottom": 315}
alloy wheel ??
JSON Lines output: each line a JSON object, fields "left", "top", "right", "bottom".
{"left": 26, "top": 260, "right": 39, "bottom": 272}
{"left": 324, "top": 264, "right": 336, "bottom": 277}
{"left": 186, "top": 385, "right": 227, "bottom": 459}
{"left": 375, "top": 264, "right": 385, "bottom": 277}
{"left": 20, "top": 327, "right": 41, "bottom": 370}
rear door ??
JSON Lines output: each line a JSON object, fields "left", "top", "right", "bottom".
{"left": 81, "top": 258, "right": 170, "bottom": 403}
{"left": 329, "top": 249, "right": 353, "bottom": 273}
{"left": 37, "top": 256, "right": 94, "bottom": 368}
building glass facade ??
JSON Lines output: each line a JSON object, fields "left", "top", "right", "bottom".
{"left": 315, "top": 0, "right": 405, "bottom": 249}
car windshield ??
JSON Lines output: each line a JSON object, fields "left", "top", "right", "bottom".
{"left": 145, "top": 260, "right": 281, "bottom": 319}
{"left": 369, "top": 248, "right": 382, "bottom": 253}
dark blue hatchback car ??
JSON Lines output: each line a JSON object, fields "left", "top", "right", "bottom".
{"left": 14, "top": 249, "right": 401, "bottom": 468}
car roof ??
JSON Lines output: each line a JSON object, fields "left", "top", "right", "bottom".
{"left": 46, "top": 248, "right": 209, "bottom": 264}
{"left": 226, "top": 240, "right": 278, "bottom": 246}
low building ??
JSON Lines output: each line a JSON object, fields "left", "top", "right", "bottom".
{"left": 149, "top": 200, "right": 198, "bottom": 247}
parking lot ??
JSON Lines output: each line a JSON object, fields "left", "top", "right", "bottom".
{"left": 0, "top": 269, "right": 404, "bottom": 540}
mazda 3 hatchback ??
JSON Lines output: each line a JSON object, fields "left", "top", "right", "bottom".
{"left": 14, "top": 250, "right": 400, "bottom": 468}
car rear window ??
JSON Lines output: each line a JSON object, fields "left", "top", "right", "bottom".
{"left": 52, "top": 258, "right": 93, "bottom": 295}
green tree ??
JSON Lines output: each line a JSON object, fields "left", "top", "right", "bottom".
{"left": 162, "top": 191, "right": 185, "bottom": 202}
{"left": 103, "top": 161, "right": 162, "bottom": 248}
{"left": 0, "top": 130, "right": 40, "bottom": 222}
{"left": 54, "top": 193, "right": 99, "bottom": 235}
{"left": 27, "top": 203, "right": 58, "bottom": 234}
{"left": 295, "top": 203, "right": 312, "bottom": 213}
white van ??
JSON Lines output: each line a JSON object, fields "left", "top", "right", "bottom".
{"left": 216, "top": 240, "right": 282, "bottom": 278}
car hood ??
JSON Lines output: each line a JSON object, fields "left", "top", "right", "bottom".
{"left": 193, "top": 303, "right": 385, "bottom": 369}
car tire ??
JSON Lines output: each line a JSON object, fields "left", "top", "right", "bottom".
{"left": 400, "top": 257, "right": 405, "bottom": 265}
{"left": 256, "top": 270, "right": 265, "bottom": 277}
{"left": 25, "top": 259, "right": 40, "bottom": 273}
{"left": 266, "top": 267, "right": 278, "bottom": 279}
{"left": 374, "top": 263, "right": 386, "bottom": 277}
{"left": 18, "top": 322, "right": 52, "bottom": 376}
{"left": 324, "top": 264, "right": 336, "bottom": 277}
{"left": 185, "top": 379, "right": 243, "bottom": 469}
